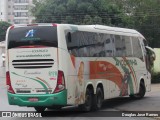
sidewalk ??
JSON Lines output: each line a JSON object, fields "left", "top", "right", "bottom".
{"left": 0, "top": 67, "right": 5, "bottom": 78}
{"left": 151, "top": 83, "right": 160, "bottom": 92}
{"left": 0, "top": 67, "right": 5, "bottom": 89}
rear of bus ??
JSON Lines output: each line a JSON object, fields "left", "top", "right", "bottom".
{"left": 6, "top": 24, "right": 67, "bottom": 110}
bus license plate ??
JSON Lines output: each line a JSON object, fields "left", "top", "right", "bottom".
{"left": 28, "top": 98, "right": 38, "bottom": 102}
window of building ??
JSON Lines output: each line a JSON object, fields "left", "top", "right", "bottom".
{"left": 15, "top": 0, "right": 29, "bottom": 3}
{"left": 14, "top": 12, "right": 28, "bottom": 17}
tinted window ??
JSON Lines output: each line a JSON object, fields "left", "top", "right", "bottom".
{"left": 115, "top": 35, "right": 126, "bottom": 56}
{"left": 66, "top": 31, "right": 135, "bottom": 58}
{"left": 123, "top": 36, "right": 132, "bottom": 56}
{"left": 66, "top": 31, "right": 115, "bottom": 57}
{"left": 8, "top": 26, "right": 57, "bottom": 49}
{"left": 132, "top": 37, "right": 143, "bottom": 59}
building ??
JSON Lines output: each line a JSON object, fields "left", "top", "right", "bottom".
{"left": 0, "top": 41, "right": 5, "bottom": 67}
{"left": 0, "top": 0, "right": 8, "bottom": 22}
{"left": 0, "top": 0, "right": 35, "bottom": 24}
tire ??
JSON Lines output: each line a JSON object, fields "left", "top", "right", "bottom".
{"left": 92, "top": 87, "right": 103, "bottom": 111}
{"left": 34, "top": 107, "right": 46, "bottom": 112}
{"left": 137, "top": 82, "right": 146, "bottom": 98}
{"left": 130, "top": 82, "right": 146, "bottom": 99}
{"left": 79, "top": 88, "right": 93, "bottom": 112}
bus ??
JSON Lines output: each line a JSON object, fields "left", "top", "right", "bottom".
{"left": 5, "top": 23, "right": 153, "bottom": 112}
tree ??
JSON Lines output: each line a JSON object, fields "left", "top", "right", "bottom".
{"left": 127, "top": 0, "right": 160, "bottom": 47}
{"left": 31, "top": 0, "right": 160, "bottom": 48}
{"left": 0, "top": 21, "right": 11, "bottom": 42}
{"left": 31, "top": 0, "right": 124, "bottom": 25}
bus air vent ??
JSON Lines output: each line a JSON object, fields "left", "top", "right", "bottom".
{"left": 12, "top": 59, "right": 54, "bottom": 69}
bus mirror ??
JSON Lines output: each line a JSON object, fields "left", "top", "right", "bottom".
{"left": 145, "top": 46, "right": 156, "bottom": 61}
{"left": 67, "top": 32, "right": 71, "bottom": 43}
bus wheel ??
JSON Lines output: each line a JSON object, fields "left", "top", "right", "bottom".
{"left": 137, "top": 82, "right": 146, "bottom": 98}
{"left": 92, "top": 87, "right": 103, "bottom": 111}
{"left": 34, "top": 107, "right": 46, "bottom": 112}
{"left": 130, "top": 82, "right": 146, "bottom": 99}
{"left": 79, "top": 88, "right": 92, "bottom": 112}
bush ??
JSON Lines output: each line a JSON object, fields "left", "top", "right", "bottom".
{"left": 151, "top": 72, "right": 160, "bottom": 83}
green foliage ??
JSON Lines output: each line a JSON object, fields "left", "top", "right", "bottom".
{"left": 31, "top": 0, "right": 160, "bottom": 48}
{"left": 151, "top": 72, "right": 160, "bottom": 83}
{"left": 31, "top": 0, "right": 123, "bottom": 25}
{"left": 0, "top": 21, "right": 11, "bottom": 42}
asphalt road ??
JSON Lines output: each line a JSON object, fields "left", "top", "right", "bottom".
{"left": 0, "top": 67, "right": 159, "bottom": 120}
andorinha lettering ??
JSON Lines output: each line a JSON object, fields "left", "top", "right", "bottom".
{"left": 116, "top": 59, "right": 137, "bottom": 66}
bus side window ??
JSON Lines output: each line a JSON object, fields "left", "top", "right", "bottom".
{"left": 124, "top": 36, "right": 132, "bottom": 57}
{"left": 115, "top": 35, "right": 126, "bottom": 57}
{"left": 132, "top": 37, "right": 143, "bottom": 61}
{"left": 110, "top": 34, "right": 116, "bottom": 56}
{"left": 65, "top": 30, "right": 79, "bottom": 56}
{"left": 103, "top": 34, "right": 113, "bottom": 57}
{"left": 142, "top": 40, "right": 150, "bottom": 71}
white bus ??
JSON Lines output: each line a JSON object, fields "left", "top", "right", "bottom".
{"left": 6, "top": 23, "right": 153, "bottom": 112}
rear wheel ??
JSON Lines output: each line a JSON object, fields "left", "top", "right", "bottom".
{"left": 34, "top": 107, "right": 46, "bottom": 112}
{"left": 79, "top": 88, "right": 92, "bottom": 112}
{"left": 92, "top": 87, "right": 103, "bottom": 111}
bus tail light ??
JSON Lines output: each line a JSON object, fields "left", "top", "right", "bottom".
{"left": 53, "top": 71, "right": 65, "bottom": 93}
{"left": 10, "top": 25, "right": 14, "bottom": 30}
{"left": 6, "top": 71, "right": 15, "bottom": 94}
{"left": 52, "top": 23, "right": 57, "bottom": 27}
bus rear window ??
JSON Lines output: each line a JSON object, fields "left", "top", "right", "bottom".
{"left": 8, "top": 26, "right": 57, "bottom": 49}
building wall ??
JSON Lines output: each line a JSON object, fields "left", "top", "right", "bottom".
{"left": 0, "top": 0, "right": 8, "bottom": 22}
{"left": 0, "top": 41, "right": 5, "bottom": 67}
{"left": 0, "top": 0, "right": 35, "bottom": 24}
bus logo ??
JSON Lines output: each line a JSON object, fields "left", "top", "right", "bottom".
{"left": 25, "top": 29, "right": 36, "bottom": 37}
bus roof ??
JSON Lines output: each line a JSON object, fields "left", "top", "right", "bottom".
{"left": 72, "top": 24, "right": 145, "bottom": 39}
{"left": 12, "top": 23, "right": 145, "bottom": 39}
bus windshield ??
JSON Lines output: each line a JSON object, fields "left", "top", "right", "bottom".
{"left": 8, "top": 26, "right": 57, "bottom": 49}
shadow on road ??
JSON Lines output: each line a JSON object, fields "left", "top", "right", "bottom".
{"left": 102, "top": 96, "right": 147, "bottom": 110}
{"left": 40, "top": 97, "right": 148, "bottom": 117}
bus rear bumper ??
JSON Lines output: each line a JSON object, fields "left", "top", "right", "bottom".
{"left": 7, "top": 90, "right": 67, "bottom": 107}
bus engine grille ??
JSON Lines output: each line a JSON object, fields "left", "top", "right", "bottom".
{"left": 12, "top": 59, "right": 54, "bottom": 69}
